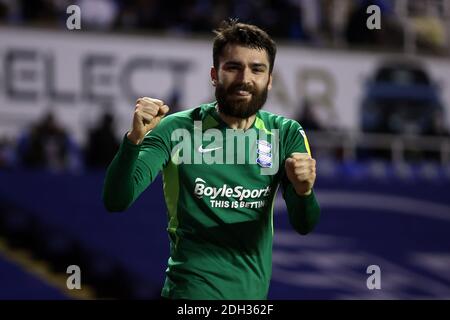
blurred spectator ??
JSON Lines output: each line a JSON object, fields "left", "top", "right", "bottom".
{"left": 0, "top": 136, "right": 15, "bottom": 169}
{"left": 165, "top": 87, "right": 182, "bottom": 114}
{"left": 114, "top": 0, "right": 171, "bottom": 31}
{"left": 0, "top": 0, "right": 448, "bottom": 55}
{"left": 180, "top": 0, "right": 217, "bottom": 33}
{"left": 0, "top": 0, "right": 9, "bottom": 21}
{"left": 321, "top": 0, "right": 353, "bottom": 46}
{"left": 296, "top": 98, "right": 324, "bottom": 131}
{"left": 19, "top": 0, "right": 58, "bottom": 26}
{"left": 76, "top": 0, "right": 118, "bottom": 30}
{"left": 360, "top": 59, "right": 445, "bottom": 136}
{"left": 345, "top": 0, "right": 404, "bottom": 48}
{"left": 409, "top": 0, "right": 447, "bottom": 53}
{"left": 84, "top": 113, "right": 119, "bottom": 169}
{"left": 16, "top": 112, "right": 79, "bottom": 172}
{"left": 285, "top": 0, "right": 323, "bottom": 43}
{"left": 425, "top": 109, "right": 449, "bottom": 137}
{"left": 422, "top": 109, "right": 449, "bottom": 161}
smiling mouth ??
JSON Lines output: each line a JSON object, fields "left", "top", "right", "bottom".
{"left": 233, "top": 90, "right": 252, "bottom": 97}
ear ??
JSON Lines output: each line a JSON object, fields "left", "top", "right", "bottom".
{"left": 211, "top": 67, "right": 218, "bottom": 87}
{"left": 267, "top": 73, "right": 273, "bottom": 91}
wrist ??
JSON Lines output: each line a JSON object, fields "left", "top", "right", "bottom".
{"left": 293, "top": 185, "right": 312, "bottom": 196}
{"left": 126, "top": 131, "right": 143, "bottom": 145}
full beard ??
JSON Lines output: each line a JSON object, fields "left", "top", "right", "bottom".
{"left": 215, "top": 81, "right": 269, "bottom": 119}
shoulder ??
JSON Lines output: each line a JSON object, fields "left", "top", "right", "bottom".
{"left": 257, "top": 110, "right": 304, "bottom": 132}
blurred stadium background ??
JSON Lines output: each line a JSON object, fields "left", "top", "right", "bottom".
{"left": 0, "top": 0, "right": 450, "bottom": 299}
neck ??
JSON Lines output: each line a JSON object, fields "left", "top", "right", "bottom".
{"left": 216, "top": 106, "right": 256, "bottom": 130}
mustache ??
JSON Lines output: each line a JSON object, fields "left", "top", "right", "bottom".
{"left": 227, "top": 83, "right": 255, "bottom": 94}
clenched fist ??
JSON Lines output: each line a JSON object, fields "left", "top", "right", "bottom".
{"left": 285, "top": 152, "right": 316, "bottom": 196}
{"left": 127, "top": 97, "right": 169, "bottom": 145}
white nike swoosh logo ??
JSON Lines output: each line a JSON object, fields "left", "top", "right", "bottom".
{"left": 198, "top": 145, "right": 222, "bottom": 153}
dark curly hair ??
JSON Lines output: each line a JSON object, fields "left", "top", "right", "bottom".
{"left": 212, "top": 19, "right": 277, "bottom": 74}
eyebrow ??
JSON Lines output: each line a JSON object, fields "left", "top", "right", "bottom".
{"left": 224, "top": 61, "right": 268, "bottom": 69}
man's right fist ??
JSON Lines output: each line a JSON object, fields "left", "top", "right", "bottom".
{"left": 127, "top": 97, "right": 169, "bottom": 145}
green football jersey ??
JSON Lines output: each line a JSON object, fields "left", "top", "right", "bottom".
{"left": 103, "top": 101, "right": 320, "bottom": 299}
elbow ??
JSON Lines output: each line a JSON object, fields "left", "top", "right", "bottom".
{"left": 291, "top": 223, "right": 315, "bottom": 235}
{"left": 103, "top": 197, "right": 132, "bottom": 213}
{"left": 104, "top": 202, "right": 128, "bottom": 213}
{"left": 102, "top": 194, "right": 130, "bottom": 213}
{"left": 289, "top": 212, "right": 321, "bottom": 235}
{"left": 296, "top": 226, "right": 315, "bottom": 235}
{"left": 102, "top": 183, "right": 133, "bottom": 212}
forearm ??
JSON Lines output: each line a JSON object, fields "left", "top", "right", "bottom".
{"left": 102, "top": 136, "right": 148, "bottom": 212}
{"left": 284, "top": 184, "right": 320, "bottom": 235}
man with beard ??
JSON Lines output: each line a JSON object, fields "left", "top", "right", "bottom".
{"left": 103, "top": 19, "right": 320, "bottom": 300}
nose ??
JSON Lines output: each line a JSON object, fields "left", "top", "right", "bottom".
{"left": 238, "top": 67, "right": 253, "bottom": 85}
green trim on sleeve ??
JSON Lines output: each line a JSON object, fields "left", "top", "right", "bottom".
{"left": 162, "top": 150, "right": 181, "bottom": 249}
{"left": 255, "top": 117, "right": 273, "bottom": 135}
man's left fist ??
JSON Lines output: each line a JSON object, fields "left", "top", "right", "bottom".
{"left": 285, "top": 152, "right": 316, "bottom": 196}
